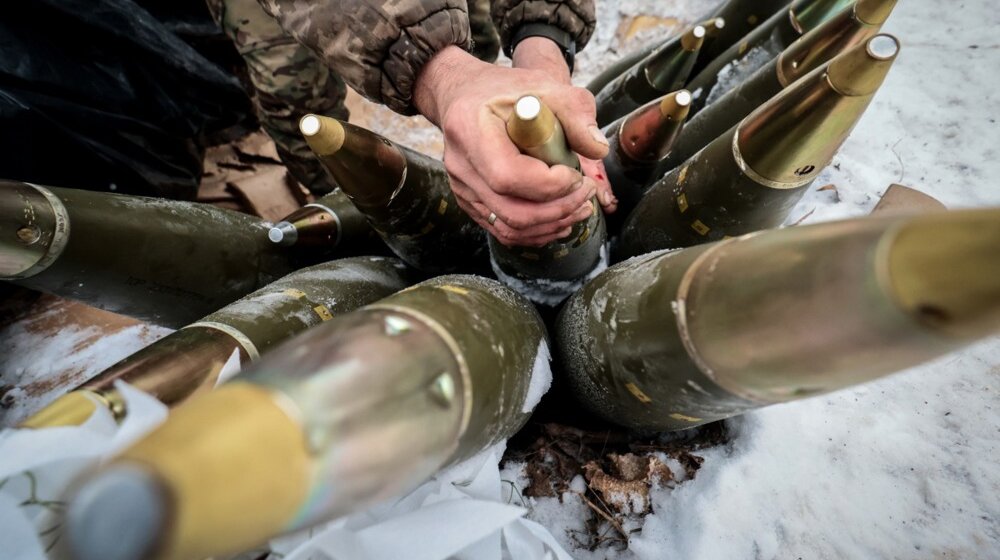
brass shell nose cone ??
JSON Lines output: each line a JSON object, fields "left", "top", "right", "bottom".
{"left": 701, "top": 17, "right": 725, "bottom": 37}
{"left": 828, "top": 33, "right": 900, "bottom": 96}
{"left": 887, "top": 209, "right": 1000, "bottom": 340}
{"left": 299, "top": 114, "right": 345, "bottom": 156}
{"left": 507, "top": 95, "right": 558, "bottom": 149}
{"left": 660, "top": 89, "right": 693, "bottom": 120}
{"left": 19, "top": 390, "right": 108, "bottom": 428}
{"left": 682, "top": 25, "right": 707, "bottom": 51}
{"left": 855, "top": 0, "right": 899, "bottom": 25}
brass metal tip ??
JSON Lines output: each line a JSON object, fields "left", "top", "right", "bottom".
{"left": 681, "top": 25, "right": 707, "bottom": 51}
{"left": 268, "top": 222, "right": 298, "bottom": 246}
{"left": 515, "top": 95, "right": 542, "bottom": 121}
{"left": 507, "top": 95, "right": 557, "bottom": 149}
{"left": 19, "top": 390, "right": 108, "bottom": 428}
{"left": 67, "top": 464, "right": 167, "bottom": 560}
{"left": 887, "top": 209, "right": 1000, "bottom": 341}
{"left": 827, "top": 33, "right": 900, "bottom": 96}
{"left": 299, "top": 114, "right": 345, "bottom": 156}
{"left": 867, "top": 34, "right": 900, "bottom": 59}
{"left": 855, "top": 0, "right": 899, "bottom": 25}
{"left": 700, "top": 17, "right": 726, "bottom": 37}
{"left": 660, "top": 89, "right": 693, "bottom": 121}
{"left": 299, "top": 115, "right": 321, "bottom": 136}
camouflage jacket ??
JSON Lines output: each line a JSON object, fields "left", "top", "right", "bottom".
{"left": 258, "top": 0, "right": 596, "bottom": 115}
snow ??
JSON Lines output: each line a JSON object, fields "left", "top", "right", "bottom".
{"left": 0, "top": 314, "right": 171, "bottom": 425}
{"left": 702, "top": 37, "right": 780, "bottom": 104}
{"left": 522, "top": 340, "right": 553, "bottom": 413}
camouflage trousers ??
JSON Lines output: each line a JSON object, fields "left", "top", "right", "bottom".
{"left": 207, "top": 0, "right": 498, "bottom": 195}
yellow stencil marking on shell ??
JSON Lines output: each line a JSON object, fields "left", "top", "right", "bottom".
{"left": 420, "top": 222, "right": 436, "bottom": 234}
{"left": 669, "top": 412, "right": 702, "bottom": 423}
{"left": 738, "top": 41, "right": 749, "bottom": 55}
{"left": 625, "top": 383, "right": 653, "bottom": 404}
{"left": 677, "top": 165, "right": 690, "bottom": 185}
{"left": 520, "top": 251, "right": 541, "bottom": 260}
{"left": 553, "top": 247, "right": 570, "bottom": 259}
{"left": 313, "top": 305, "right": 334, "bottom": 321}
{"left": 438, "top": 285, "right": 469, "bottom": 296}
{"left": 747, "top": 15, "right": 758, "bottom": 25}
{"left": 578, "top": 227, "right": 592, "bottom": 244}
{"left": 437, "top": 199, "right": 448, "bottom": 214}
{"left": 677, "top": 193, "right": 689, "bottom": 213}
{"left": 283, "top": 289, "right": 307, "bottom": 299}
{"left": 691, "top": 220, "right": 710, "bottom": 236}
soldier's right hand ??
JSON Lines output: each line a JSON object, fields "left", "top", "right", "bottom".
{"left": 413, "top": 46, "right": 610, "bottom": 247}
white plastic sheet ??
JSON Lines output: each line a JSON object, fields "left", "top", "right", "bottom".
{"left": 0, "top": 382, "right": 168, "bottom": 559}
{"left": 278, "top": 447, "right": 573, "bottom": 560}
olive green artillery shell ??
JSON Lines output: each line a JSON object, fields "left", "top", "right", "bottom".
{"left": 245, "top": 274, "right": 547, "bottom": 528}
{"left": 594, "top": 40, "right": 698, "bottom": 127}
{"left": 76, "top": 256, "right": 415, "bottom": 408}
{"left": 2, "top": 181, "right": 293, "bottom": 328}
{"left": 658, "top": 62, "right": 784, "bottom": 178}
{"left": 619, "top": 34, "right": 895, "bottom": 259}
{"left": 489, "top": 201, "right": 607, "bottom": 291}
{"left": 560, "top": 210, "right": 998, "bottom": 431}
{"left": 686, "top": 0, "right": 854, "bottom": 116}
{"left": 586, "top": 44, "right": 660, "bottom": 96}
{"left": 584, "top": 0, "right": 790, "bottom": 96}
{"left": 616, "top": 124, "right": 812, "bottom": 259}
{"left": 659, "top": 2, "right": 888, "bottom": 175}
{"left": 602, "top": 98, "right": 688, "bottom": 235}
{"left": 603, "top": 129, "right": 661, "bottom": 235}
{"left": 557, "top": 245, "right": 756, "bottom": 431}
{"left": 690, "top": 0, "right": 796, "bottom": 77}
{"left": 491, "top": 99, "right": 608, "bottom": 304}
{"left": 316, "top": 125, "right": 488, "bottom": 275}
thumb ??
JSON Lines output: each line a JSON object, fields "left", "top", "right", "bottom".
{"left": 547, "top": 87, "right": 609, "bottom": 161}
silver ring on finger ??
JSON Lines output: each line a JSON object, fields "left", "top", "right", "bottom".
{"left": 488, "top": 212, "right": 498, "bottom": 225}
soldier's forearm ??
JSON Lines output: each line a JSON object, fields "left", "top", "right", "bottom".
{"left": 258, "top": 0, "right": 471, "bottom": 115}
{"left": 511, "top": 36, "right": 571, "bottom": 84}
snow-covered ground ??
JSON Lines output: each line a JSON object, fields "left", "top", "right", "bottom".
{"left": 1, "top": 0, "right": 998, "bottom": 558}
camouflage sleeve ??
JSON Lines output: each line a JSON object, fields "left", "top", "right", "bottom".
{"left": 258, "top": 0, "right": 471, "bottom": 115}
{"left": 491, "top": 0, "right": 596, "bottom": 56}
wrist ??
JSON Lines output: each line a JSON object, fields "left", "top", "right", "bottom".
{"left": 414, "top": 45, "right": 484, "bottom": 125}
{"left": 512, "top": 37, "right": 572, "bottom": 84}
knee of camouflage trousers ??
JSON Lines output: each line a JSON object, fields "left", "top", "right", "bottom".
{"left": 206, "top": 0, "right": 347, "bottom": 194}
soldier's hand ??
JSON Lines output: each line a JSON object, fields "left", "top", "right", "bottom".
{"left": 413, "top": 46, "right": 611, "bottom": 247}
{"left": 512, "top": 38, "right": 618, "bottom": 216}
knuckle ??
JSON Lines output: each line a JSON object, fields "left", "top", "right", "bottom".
{"left": 487, "top": 168, "right": 519, "bottom": 196}
{"left": 570, "top": 87, "right": 596, "bottom": 112}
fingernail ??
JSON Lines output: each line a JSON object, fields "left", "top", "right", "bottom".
{"left": 561, "top": 227, "right": 573, "bottom": 237}
{"left": 601, "top": 191, "right": 612, "bottom": 206}
{"left": 571, "top": 178, "right": 585, "bottom": 191}
{"left": 589, "top": 125, "right": 609, "bottom": 147}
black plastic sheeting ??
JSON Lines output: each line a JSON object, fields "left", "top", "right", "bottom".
{"left": 0, "top": 0, "right": 254, "bottom": 199}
